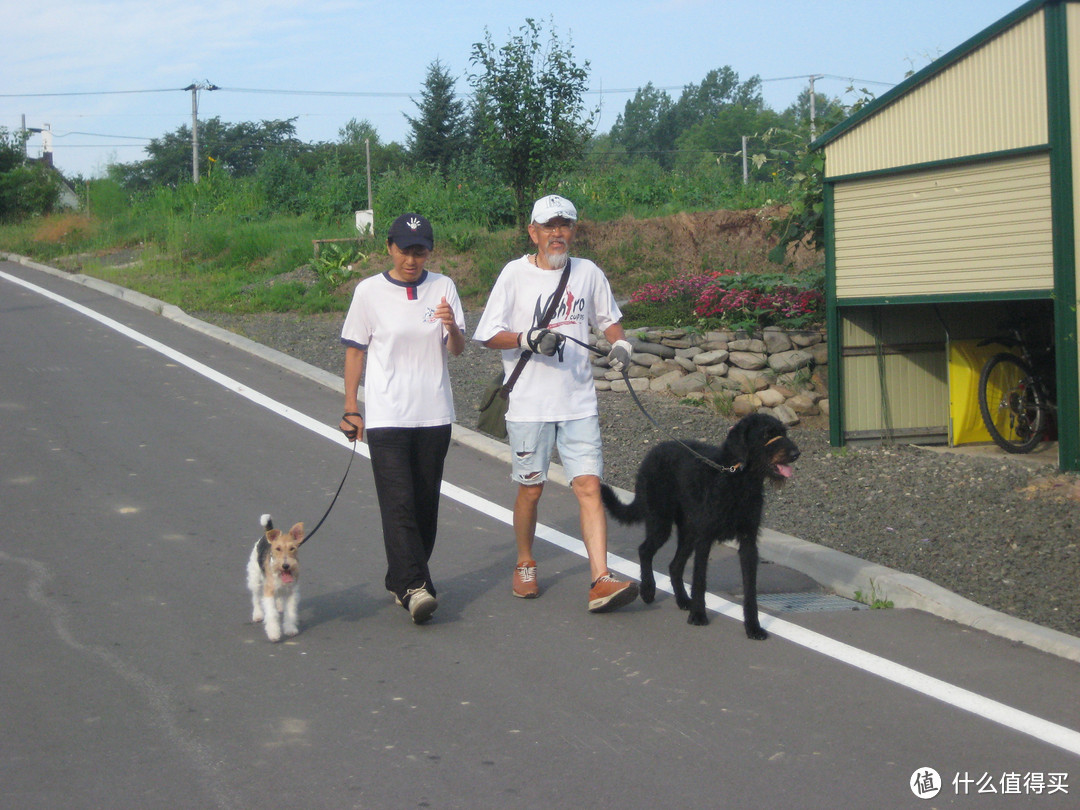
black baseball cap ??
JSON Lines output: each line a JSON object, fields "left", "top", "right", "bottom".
{"left": 388, "top": 213, "right": 434, "bottom": 251}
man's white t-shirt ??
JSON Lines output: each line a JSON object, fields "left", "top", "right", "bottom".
{"left": 472, "top": 256, "right": 622, "bottom": 422}
{"left": 341, "top": 270, "right": 465, "bottom": 429}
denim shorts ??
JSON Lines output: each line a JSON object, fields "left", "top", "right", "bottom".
{"left": 506, "top": 416, "right": 604, "bottom": 485}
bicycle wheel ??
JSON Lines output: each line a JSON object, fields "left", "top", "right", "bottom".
{"left": 978, "top": 352, "right": 1048, "bottom": 453}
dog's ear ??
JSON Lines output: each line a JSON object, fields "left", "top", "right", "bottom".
{"left": 290, "top": 522, "right": 306, "bottom": 546}
{"left": 724, "top": 419, "right": 751, "bottom": 465}
{"left": 265, "top": 528, "right": 281, "bottom": 542}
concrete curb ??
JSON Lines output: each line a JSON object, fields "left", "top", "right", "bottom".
{"left": 9, "top": 252, "right": 1080, "bottom": 663}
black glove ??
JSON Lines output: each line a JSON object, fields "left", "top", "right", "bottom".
{"left": 522, "top": 327, "right": 565, "bottom": 357}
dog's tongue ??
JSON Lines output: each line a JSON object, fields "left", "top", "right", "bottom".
{"left": 281, "top": 571, "right": 295, "bottom": 584}
{"left": 776, "top": 464, "right": 794, "bottom": 479}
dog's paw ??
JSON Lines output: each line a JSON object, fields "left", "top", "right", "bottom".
{"left": 283, "top": 626, "right": 299, "bottom": 637}
{"left": 687, "top": 611, "right": 710, "bottom": 626}
{"left": 640, "top": 581, "right": 656, "bottom": 603}
{"left": 746, "top": 625, "right": 769, "bottom": 641}
{"left": 674, "top": 594, "right": 692, "bottom": 611}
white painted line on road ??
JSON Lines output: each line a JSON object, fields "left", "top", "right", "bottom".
{"left": 7, "top": 267, "right": 1080, "bottom": 759}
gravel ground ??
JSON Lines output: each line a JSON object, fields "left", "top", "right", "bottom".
{"left": 195, "top": 310, "right": 1080, "bottom": 638}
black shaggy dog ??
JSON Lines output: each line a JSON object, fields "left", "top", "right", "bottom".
{"left": 600, "top": 413, "right": 799, "bottom": 640}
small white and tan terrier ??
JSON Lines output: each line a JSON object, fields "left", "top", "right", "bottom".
{"left": 247, "top": 514, "right": 306, "bottom": 641}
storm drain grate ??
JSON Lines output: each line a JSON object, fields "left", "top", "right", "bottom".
{"left": 756, "top": 592, "right": 868, "bottom": 613}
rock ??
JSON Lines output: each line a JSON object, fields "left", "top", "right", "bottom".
{"left": 728, "top": 351, "right": 768, "bottom": 370}
{"left": 785, "top": 393, "right": 821, "bottom": 415}
{"left": 732, "top": 394, "right": 761, "bottom": 416}
{"left": 727, "top": 368, "right": 770, "bottom": 391}
{"left": 669, "top": 371, "right": 708, "bottom": 396}
{"left": 630, "top": 340, "right": 676, "bottom": 358}
{"left": 762, "top": 328, "right": 793, "bottom": 353}
{"left": 791, "top": 331, "right": 823, "bottom": 348}
{"left": 674, "top": 356, "right": 697, "bottom": 372}
{"left": 651, "top": 370, "right": 686, "bottom": 392}
{"left": 770, "top": 403, "right": 801, "bottom": 426}
{"left": 757, "top": 388, "right": 787, "bottom": 408}
{"left": 610, "top": 376, "right": 650, "bottom": 393}
{"left": 698, "top": 362, "right": 729, "bottom": 376}
{"left": 728, "top": 338, "right": 767, "bottom": 353}
{"left": 693, "top": 349, "right": 729, "bottom": 366}
{"left": 768, "top": 349, "right": 814, "bottom": 374}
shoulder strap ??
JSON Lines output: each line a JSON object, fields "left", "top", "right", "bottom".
{"left": 500, "top": 259, "right": 571, "bottom": 397}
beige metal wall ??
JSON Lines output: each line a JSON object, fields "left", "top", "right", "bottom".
{"left": 825, "top": 10, "right": 1048, "bottom": 177}
{"left": 840, "top": 308, "right": 949, "bottom": 436}
{"left": 833, "top": 153, "right": 1055, "bottom": 299}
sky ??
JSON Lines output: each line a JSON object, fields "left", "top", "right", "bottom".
{"left": 4, "top": 0, "right": 1028, "bottom": 178}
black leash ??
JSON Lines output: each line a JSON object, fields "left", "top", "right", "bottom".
{"left": 560, "top": 334, "right": 741, "bottom": 474}
{"left": 303, "top": 429, "right": 359, "bottom": 543}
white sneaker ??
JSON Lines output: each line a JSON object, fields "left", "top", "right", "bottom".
{"left": 405, "top": 587, "right": 438, "bottom": 624}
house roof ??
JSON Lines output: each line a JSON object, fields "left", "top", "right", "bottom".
{"left": 811, "top": 0, "right": 1058, "bottom": 150}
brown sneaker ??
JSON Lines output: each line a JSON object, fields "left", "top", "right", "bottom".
{"left": 513, "top": 560, "right": 539, "bottom": 598}
{"left": 588, "top": 573, "right": 639, "bottom": 613}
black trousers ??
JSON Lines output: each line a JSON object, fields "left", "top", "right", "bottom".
{"left": 365, "top": 424, "right": 452, "bottom": 600}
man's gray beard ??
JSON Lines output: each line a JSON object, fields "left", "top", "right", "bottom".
{"left": 546, "top": 251, "right": 568, "bottom": 269}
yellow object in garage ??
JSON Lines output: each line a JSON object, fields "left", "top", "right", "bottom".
{"left": 949, "top": 339, "right": 1009, "bottom": 446}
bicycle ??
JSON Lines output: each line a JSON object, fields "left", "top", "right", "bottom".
{"left": 977, "top": 321, "right": 1056, "bottom": 454}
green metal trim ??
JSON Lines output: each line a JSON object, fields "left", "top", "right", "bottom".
{"left": 1045, "top": 0, "right": 1080, "bottom": 470}
{"left": 836, "top": 290, "right": 1055, "bottom": 308}
{"left": 812, "top": 0, "right": 1054, "bottom": 151}
{"left": 824, "top": 145, "right": 1050, "bottom": 184}
{"left": 823, "top": 182, "right": 844, "bottom": 447}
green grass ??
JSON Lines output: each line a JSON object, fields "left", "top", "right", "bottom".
{"left": 0, "top": 165, "right": 805, "bottom": 319}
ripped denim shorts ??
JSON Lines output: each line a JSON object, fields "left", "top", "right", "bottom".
{"left": 505, "top": 416, "right": 603, "bottom": 485}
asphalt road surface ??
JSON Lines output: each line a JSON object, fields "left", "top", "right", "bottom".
{"left": 3, "top": 260, "right": 1079, "bottom": 809}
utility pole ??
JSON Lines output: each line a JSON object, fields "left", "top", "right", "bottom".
{"left": 183, "top": 81, "right": 219, "bottom": 183}
{"left": 365, "top": 137, "right": 372, "bottom": 210}
{"left": 808, "top": 74, "right": 824, "bottom": 140}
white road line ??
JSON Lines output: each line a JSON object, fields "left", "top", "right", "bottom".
{"left": 6, "top": 267, "right": 1080, "bottom": 758}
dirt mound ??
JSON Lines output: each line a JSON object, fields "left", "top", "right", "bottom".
{"left": 575, "top": 205, "right": 819, "bottom": 293}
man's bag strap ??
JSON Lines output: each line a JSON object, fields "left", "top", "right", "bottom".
{"left": 501, "top": 259, "right": 571, "bottom": 397}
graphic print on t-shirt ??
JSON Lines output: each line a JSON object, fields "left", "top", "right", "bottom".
{"left": 532, "top": 287, "right": 585, "bottom": 330}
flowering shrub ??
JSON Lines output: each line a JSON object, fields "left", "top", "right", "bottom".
{"left": 622, "top": 270, "right": 825, "bottom": 331}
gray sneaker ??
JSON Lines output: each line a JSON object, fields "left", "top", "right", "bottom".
{"left": 405, "top": 587, "right": 438, "bottom": 624}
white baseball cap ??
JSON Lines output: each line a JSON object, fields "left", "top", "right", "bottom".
{"left": 530, "top": 194, "right": 578, "bottom": 225}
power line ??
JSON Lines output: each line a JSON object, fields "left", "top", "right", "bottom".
{"left": 0, "top": 88, "right": 186, "bottom": 98}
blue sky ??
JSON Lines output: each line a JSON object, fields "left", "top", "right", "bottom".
{"left": 4, "top": 0, "right": 1025, "bottom": 177}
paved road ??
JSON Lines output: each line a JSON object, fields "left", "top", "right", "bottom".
{"left": 2, "top": 260, "right": 1079, "bottom": 809}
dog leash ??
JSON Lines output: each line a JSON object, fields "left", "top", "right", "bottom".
{"left": 302, "top": 427, "right": 359, "bottom": 543}
{"left": 559, "top": 334, "right": 742, "bottom": 474}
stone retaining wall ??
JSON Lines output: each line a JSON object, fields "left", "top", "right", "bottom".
{"left": 592, "top": 325, "right": 829, "bottom": 425}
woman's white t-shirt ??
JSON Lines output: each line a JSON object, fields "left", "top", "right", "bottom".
{"left": 472, "top": 256, "right": 622, "bottom": 423}
{"left": 341, "top": 270, "right": 465, "bottom": 429}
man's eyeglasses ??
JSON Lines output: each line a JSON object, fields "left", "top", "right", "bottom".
{"left": 537, "top": 220, "right": 575, "bottom": 232}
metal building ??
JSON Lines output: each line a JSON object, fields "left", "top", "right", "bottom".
{"left": 814, "top": 0, "right": 1080, "bottom": 470}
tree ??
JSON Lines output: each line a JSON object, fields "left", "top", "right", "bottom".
{"left": 468, "top": 18, "right": 596, "bottom": 224}
{"left": 610, "top": 67, "right": 765, "bottom": 169}
{"left": 0, "top": 127, "right": 60, "bottom": 221}
{"left": 113, "top": 117, "right": 302, "bottom": 189}
{"left": 609, "top": 83, "right": 674, "bottom": 160}
{"left": 405, "top": 59, "right": 469, "bottom": 170}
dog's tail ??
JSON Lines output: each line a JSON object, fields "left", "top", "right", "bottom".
{"left": 600, "top": 483, "right": 647, "bottom": 524}
{"left": 260, "top": 514, "right": 274, "bottom": 532}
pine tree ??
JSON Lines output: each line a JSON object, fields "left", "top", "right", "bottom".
{"left": 404, "top": 59, "right": 468, "bottom": 171}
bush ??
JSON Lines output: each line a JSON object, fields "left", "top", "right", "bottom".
{"left": 621, "top": 269, "right": 825, "bottom": 331}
